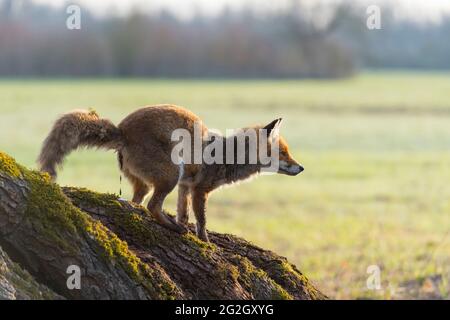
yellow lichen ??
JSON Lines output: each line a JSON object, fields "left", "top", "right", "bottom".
{"left": 0, "top": 152, "right": 22, "bottom": 178}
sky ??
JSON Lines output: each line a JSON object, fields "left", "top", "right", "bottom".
{"left": 30, "top": 0, "right": 450, "bottom": 22}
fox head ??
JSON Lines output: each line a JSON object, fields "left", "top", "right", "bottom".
{"left": 262, "top": 118, "right": 304, "bottom": 176}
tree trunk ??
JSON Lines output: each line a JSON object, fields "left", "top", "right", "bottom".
{"left": 0, "top": 151, "right": 324, "bottom": 300}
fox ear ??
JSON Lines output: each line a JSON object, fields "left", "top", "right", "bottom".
{"left": 263, "top": 118, "right": 283, "bottom": 139}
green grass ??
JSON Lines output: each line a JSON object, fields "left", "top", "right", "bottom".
{"left": 1, "top": 72, "right": 449, "bottom": 299}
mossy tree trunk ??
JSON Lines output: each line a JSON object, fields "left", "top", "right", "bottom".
{"left": 0, "top": 151, "right": 325, "bottom": 300}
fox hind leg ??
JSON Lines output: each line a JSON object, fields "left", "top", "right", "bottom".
{"left": 147, "top": 182, "right": 188, "bottom": 234}
{"left": 122, "top": 146, "right": 187, "bottom": 234}
{"left": 131, "top": 177, "right": 150, "bottom": 204}
{"left": 123, "top": 169, "right": 150, "bottom": 204}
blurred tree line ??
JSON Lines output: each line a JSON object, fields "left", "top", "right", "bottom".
{"left": 0, "top": 0, "right": 449, "bottom": 78}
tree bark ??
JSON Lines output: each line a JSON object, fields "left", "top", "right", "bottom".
{"left": 0, "top": 151, "right": 325, "bottom": 300}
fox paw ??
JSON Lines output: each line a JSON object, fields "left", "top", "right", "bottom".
{"left": 165, "top": 215, "right": 189, "bottom": 234}
{"left": 175, "top": 222, "right": 189, "bottom": 234}
{"left": 197, "top": 231, "right": 209, "bottom": 242}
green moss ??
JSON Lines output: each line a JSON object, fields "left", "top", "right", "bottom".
{"left": 61, "top": 187, "right": 313, "bottom": 300}
{"left": 0, "top": 155, "right": 178, "bottom": 299}
{"left": 20, "top": 169, "right": 79, "bottom": 253}
{"left": 118, "top": 211, "right": 156, "bottom": 242}
{"left": 0, "top": 152, "right": 22, "bottom": 178}
{"left": 183, "top": 233, "right": 218, "bottom": 259}
{"left": 228, "top": 254, "right": 293, "bottom": 300}
{"left": 86, "top": 219, "right": 139, "bottom": 272}
{"left": 64, "top": 187, "right": 123, "bottom": 211}
{"left": 270, "top": 287, "right": 293, "bottom": 300}
{"left": 81, "top": 216, "right": 179, "bottom": 299}
{"left": 63, "top": 188, "right": 245, "bottom": 297}
{"left": 116, "top": 210, "right": 236, "bottom": 295}
{"left": 57, "top": 188, "right": 181, "bottom": 299}
{"left": 270, "top": 259, "right": 324, "bottom": 300}
{"left": 65, "top": 187, "right": 220, "bottom": 257}
{"left": 228, "top": 265, "right": 240, "bottom": 283}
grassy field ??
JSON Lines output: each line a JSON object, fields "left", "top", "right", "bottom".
{"left": 1, "top": 72, "right": 449, "bottom": 299}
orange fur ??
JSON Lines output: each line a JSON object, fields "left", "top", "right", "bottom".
{"left": 38, "top": 104, "right": 303, "bottom": 241}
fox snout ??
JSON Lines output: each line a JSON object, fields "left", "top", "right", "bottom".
{"left": 278, "top": 160, "right": 304, "bottom": 176}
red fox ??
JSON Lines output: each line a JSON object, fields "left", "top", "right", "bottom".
{"left": 38, "top": 105, "right": 303, "bottom": 241}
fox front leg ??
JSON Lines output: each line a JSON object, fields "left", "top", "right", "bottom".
{"left": 192, "top": 189, "right": 209, "bottom": 242}
{"left": 176, "top": 184, "right": 191, "bottom": 229}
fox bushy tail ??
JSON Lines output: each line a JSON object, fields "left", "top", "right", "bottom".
{"left": 38, "top": 109, "right": 123, "bottom": 179}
